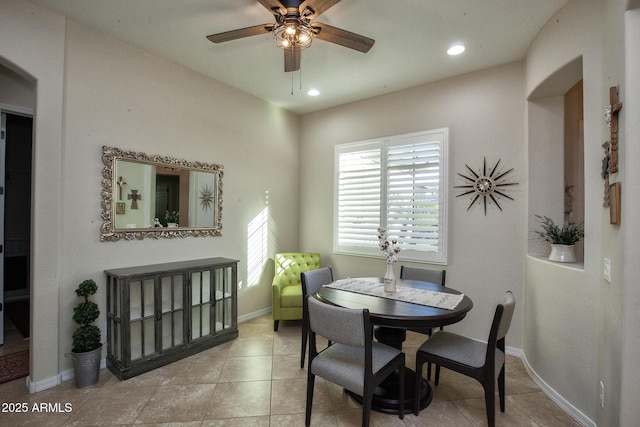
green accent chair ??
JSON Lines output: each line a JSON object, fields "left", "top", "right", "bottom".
{"left": 272, "top": 252, "right": 321, "bottom": 331}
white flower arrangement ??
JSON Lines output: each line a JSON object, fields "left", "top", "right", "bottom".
{"left": 377, "top": 227, "right": 401, "bottom": 263}
{"left": 165, "top": 210, "right": 179, "bottom": 223}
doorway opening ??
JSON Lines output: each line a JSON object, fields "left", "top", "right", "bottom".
{"left": 0, "top": 111, "right": 33, "bottom": 384}
{"left": 156, "top": 174, "right": 180, "bottom": 227}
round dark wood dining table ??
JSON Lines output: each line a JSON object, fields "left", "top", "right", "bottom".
{"left": 316, "top": 277, "right": 473, "bottom": 415}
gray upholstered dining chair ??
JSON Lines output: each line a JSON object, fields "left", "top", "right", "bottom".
{"left": 300, "top": 266, "right": 333, "bottom": 368}
{"left": 414, "top": 291, "right": 515, "bottom": 427}
{"left": 400, "top": 265, "right": 446, "bottom": 378}
{"left": 400, "top": 265, "right": 446, "bottom": 286}
{"left": 305, "top": 296, "right": 405, "bottom": 427}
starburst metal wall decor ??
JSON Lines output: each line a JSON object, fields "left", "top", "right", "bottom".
{"left": 199, "top": 184, "right": 214, "bottom": 211}
{"left": 455, "top": 157, "right": 518, "bottom": 215}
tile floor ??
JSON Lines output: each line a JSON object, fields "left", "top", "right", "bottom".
{"left": 0, "top": 314, "right": 581, "bottom": 426}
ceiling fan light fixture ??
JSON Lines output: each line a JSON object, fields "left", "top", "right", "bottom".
{"left": 206, "top": 0, "right": 375, "bottom": 73}
{"left": 273, "top": 19, "right": 313, "bottom": 50}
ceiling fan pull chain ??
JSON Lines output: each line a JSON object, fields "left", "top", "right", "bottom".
{"left": 291, "top": 71, "right": 294, "bottom": 95}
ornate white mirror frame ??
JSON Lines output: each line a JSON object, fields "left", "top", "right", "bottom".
{"left": 100, "top": 145, "right": 223, "bottom": 241}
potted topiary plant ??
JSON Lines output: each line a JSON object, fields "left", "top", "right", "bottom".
{"left": 67, "top": 279, "right": 102, "bottom": 388}
{"left": 534, "top": 215, "right": 584, "bottom": 262}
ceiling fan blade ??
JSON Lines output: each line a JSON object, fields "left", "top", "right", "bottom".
{"left": 284, "top": 45, "right": 301, "bottom": 72}
{"left": 257, "top": 0, "right": 287, "bottom": 15}
{"left": 300, "top": 0, "right": 341, "bottom": 19}
{"left": 312, "top": 23, "right": 375, "bottom": 53}
{"left": 207, "top": 24, "right": 274, "bottom": 43}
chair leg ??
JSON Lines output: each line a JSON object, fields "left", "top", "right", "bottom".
{"left": 301, "top": 326, "right": 308, "bottom": 368}
{"left": 498, "top": 364, "right": 506, "bottom": 412}
{"left": 362, "top": 393, "right": 372, "bottom": 427}
{"left": 398, "top": 363, "right": 405, "bottom": 419}
{"left": 305, "top": 373, "right": 315, "bottom": 426}
{"left": 426, "top": 328, "right": 433, "bottom": 380}
{"left": 274, "top": 320, "right": 279, "bottom": 331}
{"left": 483, "top": 380, "right": 496, "bottom": 427}
{"left": 434, "top": 365, "right": 441, "bottom": 386}
{"left": 414, "top": 354, "right": 424, "bottom": 415}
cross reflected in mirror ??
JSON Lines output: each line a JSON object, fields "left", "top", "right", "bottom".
{"left": 117, "top": 176, "right": 127, "bottom": 200}
{"left": 128, "top": 190, "right": 141, "bottom": 209}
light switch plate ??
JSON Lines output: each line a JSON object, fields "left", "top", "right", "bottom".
{"left": 603, "top": 258, "right": 611, "bottom": 283}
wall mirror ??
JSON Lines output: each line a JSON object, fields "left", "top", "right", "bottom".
{"left": 101, "top": 146, "right": 223, "bottom": 241}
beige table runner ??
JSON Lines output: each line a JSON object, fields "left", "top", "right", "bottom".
{"left": 325, "top": 278, "right": 464, "bottom": 310}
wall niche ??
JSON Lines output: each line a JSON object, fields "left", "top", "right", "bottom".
{"left": 527, "top": 57, "right": 584, "bottom": 262}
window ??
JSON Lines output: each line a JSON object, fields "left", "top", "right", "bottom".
{"left": 334, "top": 129, "right": 448, "bottom": 264}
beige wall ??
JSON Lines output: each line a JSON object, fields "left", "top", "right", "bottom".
{"left": 299, "top": 1, "right": 637, "bottom": 425}
{"left": 0, "top": 66, "right": 35, "bottom": 111}
{"left": 3, "top": 1, "right": 639, "bottom": 425}
{"left": 299, "top": 61, "right": 527, "bottom": 349}
{"left": 620, "top": 5, "right": 640, "bottom": 426}
{"left": 59, "top": 17, "right": 300, "bottom": 360}
{"left": 0, "top": 0, "right": 65, "bottom": 390}
{"left": 524, "top": 0, "right": 637, "bottom": 425}
{"left": 1, "top": 0, "right": 300, "bottom": 390}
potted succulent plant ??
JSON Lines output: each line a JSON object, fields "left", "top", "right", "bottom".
{"left": 534, "top": 215, "right": 584, "bottom": 262}
{"left": 68, "top": 279, "right": 102, "bottom": 388}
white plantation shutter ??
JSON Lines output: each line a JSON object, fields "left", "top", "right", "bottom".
{"left": 334, "top": 129, "right": 448, "bottom": 264}
{"left": 336, "top": 142, "right": 381, "bottom": 252}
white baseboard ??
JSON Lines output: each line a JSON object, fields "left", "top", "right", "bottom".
{"left": 520, "top": 352, "right": 595, "bottom": 427}
{"left": 27, "top": 373, "right": 60, "bottom": 393}
{"left": 506, "top": 345, "right": 522, "bottom": 358}
{"left": 238, "top": 307, "right": 272, "bottom": 323}
{"left": 26, "top": 358, "right": 107, "bottom": 393}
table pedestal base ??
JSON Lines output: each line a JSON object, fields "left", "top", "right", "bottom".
{"left": 350, "top": 326, "right": 432, "bottom": 414}
{"left": 347, "top": 367, "right": 432, "bottom": 415}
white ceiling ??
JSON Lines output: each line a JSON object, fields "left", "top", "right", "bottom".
{"left": 28, "top": 0, "right": 568, "bottom": 114}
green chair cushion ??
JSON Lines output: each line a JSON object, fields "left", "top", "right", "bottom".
{"left": 280, "top": 284, "right": 303, "bottom": 308}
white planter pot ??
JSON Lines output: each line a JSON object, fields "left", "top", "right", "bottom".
{"left": 548, "top": 244, "right": 576, "bottom": 263}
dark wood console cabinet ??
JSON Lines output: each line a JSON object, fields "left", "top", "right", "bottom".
{"left": 105, "top": 257, "right": 238, "bottom": 379}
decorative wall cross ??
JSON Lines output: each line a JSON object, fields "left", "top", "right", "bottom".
{"left": 128, "top": 190, "right": 141, "bottom": 209}
{"left": 605, "top": 86, "right": 622, "bottom": 174}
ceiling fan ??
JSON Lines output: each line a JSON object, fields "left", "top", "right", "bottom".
{"left": 206, "top": 0, "right": 375, "bottom": 72}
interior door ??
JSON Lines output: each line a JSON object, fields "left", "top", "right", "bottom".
{"left": 0, "top": 112, "right": 5, "bottom": 345}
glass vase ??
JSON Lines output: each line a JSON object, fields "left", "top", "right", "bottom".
{"left": 384, "top": 262, "right": 396, "bottom": 292}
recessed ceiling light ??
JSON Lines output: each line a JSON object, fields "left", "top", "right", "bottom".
{"left": 447, "top": 44, "right": 466, "bottom": 56}
{"left": 307, "top": 89, "right": 320, "bottom": 96}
